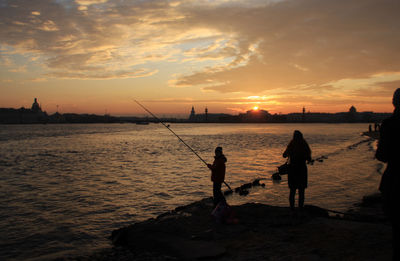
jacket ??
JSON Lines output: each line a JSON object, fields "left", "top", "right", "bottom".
{"left": 283, "top": 139, "right": 311, "bottom": 189}
{"left": 209, "top": 155, "right": 227, "bottom": 184}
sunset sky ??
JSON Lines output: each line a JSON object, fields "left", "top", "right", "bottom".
{"left": 1, "top": 0, "right": 400, "bottom": 116}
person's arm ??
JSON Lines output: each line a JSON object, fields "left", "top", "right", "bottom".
{"left": 306, "top": 143, "right": 312, "bottom": 162}
{"left": 208, "top": 159, "right": 218, "bottom": 170}
{"left": 283, "top": 145, "right": 289, "bottom": 158}
{"left": 283, "top": 140, "right": 295, "bottom": 158}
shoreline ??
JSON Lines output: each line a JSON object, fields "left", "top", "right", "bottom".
{"left": 362, "top": 130, "right": 380, "bottom": 140}
{"left": 68, "top": 131, "right": 389, "bottom": 261}
{"left": 70, "top": 192, "right": 389, "bottom": 261}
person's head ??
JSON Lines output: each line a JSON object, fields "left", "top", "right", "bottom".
{"left": 393, "top": 88, "right": 400, "bottom": 109}
{"left": 293, "top": 130, "right": 303, "bottom": 141}
{"left": 215, "top": 146, "right": 223, "bottom": 156}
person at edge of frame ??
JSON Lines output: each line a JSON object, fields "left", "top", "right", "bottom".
{"left": 375, "top": 88, "right": 400, "bottom": 261}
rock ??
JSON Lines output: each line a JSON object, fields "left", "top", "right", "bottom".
{"left": 224, "top": 190, "right": 233, "bottom": 196}
{"left": 240, "top": 183, "right": 252, "bottom": 190}
{"left": 303, "top": 205, "right": 329, "bottom": 218}
{"left": 104, "top": 200, "right": 391, "bottom": 261}
{"left": 362, "top": 193, "right": 382, "bottom": 206}
{"left": 238, "top": 189, "right": 249, "bottom": 196}
{"left": 171, "top": 238, "right": 225, "bottom": 259}
{"left": 252, "top": 179, "right": 261, "bottom": 186}
{"left": 272, "top": 173, "right": 282, "bottom": 180}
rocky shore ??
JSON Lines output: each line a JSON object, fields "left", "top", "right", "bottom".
{"left": 68, "top": 192, "right": 391, "bottom": 261}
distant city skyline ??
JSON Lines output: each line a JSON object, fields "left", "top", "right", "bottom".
{"left": 0, "top": 97, "right": 391, "bottom": 120}
{"left": 0, "top": 97, "right": 391, "bottom": 124}
{"left": 1, "top": 0, "right": 399, "bottom": 115}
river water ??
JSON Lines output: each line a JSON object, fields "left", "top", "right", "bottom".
{"left": 0, "top": 123, "right": 383, "bottom": 260}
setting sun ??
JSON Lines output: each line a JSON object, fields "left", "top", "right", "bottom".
{"left": 253, "top": 106, "right": 259, "bottom": 111}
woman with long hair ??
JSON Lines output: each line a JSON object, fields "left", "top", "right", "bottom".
{"left": 283, "top": 130, "right": 312, "bottom": 210}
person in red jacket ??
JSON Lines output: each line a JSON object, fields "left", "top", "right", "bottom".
{"left": 207, "top": 147, "right": 227, "bottom": 207}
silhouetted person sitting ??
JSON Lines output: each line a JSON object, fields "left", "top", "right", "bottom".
{"left": 376, "top": 88, "right": 400, "bottom": 261}
{"left": 207, "top": 147, "right": 227, "bottom": 207}
{"left": 283, "top": 130, "right": 312, "bottom": 210}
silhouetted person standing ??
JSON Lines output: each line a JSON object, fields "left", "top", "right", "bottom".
{"left": 283, "top": 130, "right": 312, "bottom": 210}
{"left": 376, "top": 88, "right": 400, "bottom": 261}
{"left": 207, "top": 147, "right": 227, "bottom": 207}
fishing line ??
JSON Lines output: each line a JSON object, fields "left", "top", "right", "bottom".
{"left": 134, "top": 99, "right": 233, "bottom": 191}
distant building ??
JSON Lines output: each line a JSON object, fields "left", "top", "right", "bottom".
{"left": 189, "top": 106, "right": 196, "bottom": 121}
{"left": 188, "top": 106, "right": 230, "bottom": 122}
{"left": 0, "top": 98, "right": 48, "bottom": 124}
{"left": 239, "top": 109, "right": 271, "bottom": 122}
{"left": 347, "top": 105, "right": 358, "bottom": 122}
{"left": 48, "top": 112, "right": 65, "bottom": 123}
{"left": 31, "top": 98, "right": 42, "bottom": 113}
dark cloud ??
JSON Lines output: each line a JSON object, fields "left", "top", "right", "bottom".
{"left": 176, "top": 0, "right": 400, "bottom": 92}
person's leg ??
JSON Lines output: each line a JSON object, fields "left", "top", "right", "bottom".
{"left": 390, "top": 198, "right": 398, "bottom": 261}
{"left": 392, "top": 221, "right": 399, "bottom": 261}
{"left": 213, "top": 182, "right": 219, "bottom": 206}
{"left": 213, "top": 182, "right": 223, "bottom": 206}
{"left": 289, "top": 188, "right": 296, "bottom": 210}
{"left": 298, "top": 188, "right": 305, "bottom": 208}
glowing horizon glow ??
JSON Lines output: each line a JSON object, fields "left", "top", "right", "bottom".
{"left": 1, "top": 0, "right": 399, "bottom": 115}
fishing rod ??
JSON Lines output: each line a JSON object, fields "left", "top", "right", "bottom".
{"left": 134, "top": 99, "right": 233, "bottom": 191}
